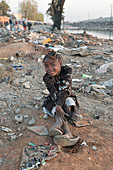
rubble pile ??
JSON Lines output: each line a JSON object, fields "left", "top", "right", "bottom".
{"left": 0, "top": 25, "right": 113, "bottom": 169}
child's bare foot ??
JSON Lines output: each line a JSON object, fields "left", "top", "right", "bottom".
{"left": 54, "top": 135, "right": 80, "bottom": 146}
{"left": 49, "top": 114, "right": 63, "bottom": 137}
{"left": 49, "top": 127, "right": 63, "bottom": 136}
{"left": 53, "top": 120, "right": 80, "bottom": 146}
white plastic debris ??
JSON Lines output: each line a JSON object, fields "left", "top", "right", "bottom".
{"left": 80, "top": 140, "right": 88, "bottom": 146}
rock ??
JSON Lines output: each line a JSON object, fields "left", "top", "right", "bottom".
{"left": 43, "top": 114, "right": 48, "bottom": 119}
{"left": 0, "top": 101, "right": 7, "bottom": 109}
{"left": 0, "top": 140, "right": 3, "bottom": 146}
{"left": 86, "top": 86, "right": 91, "bottom": 93}
{"left": 7, "top": 56, "right": 15, "bottom": 62}
{"left": 18, "top": 133, "right": 22, "bottom": 137}
{"left": 28, "top": 118, "right": 36, "bottom": 125}
{"left": 104, "top": 97, "right": 113, "bottom": 104}
{"left": 7, "top": 133, "right": 15, "bottom": 136}
{"left": 109, "top": 115, "right": 113, "bottom": 120}
{"left": 42, "top": 89, "right": 49, "bottom": 95}
{"left": 17, "top": 127, "right": 21, "bottom": 131}
{"left": 16, "top": 51, "right": 24, "bottom": 57}
{"left": 94, "top": 115, "right": 100, "bottom": 120}
{"left": 33, "top": 97, "right": 42, "bottom": 101}
{"left": 15, "top": 107, "right": 21, "bottom": 114}
{"left": 10, "top": 135, "right": 17, "bottom": 141}
{"left": 24, "top": 115, "right": 29, "bottom": 119}
{"left": 88, "top": 157, "right": 92, "bottom": 161}
{"left": 23, "top": 82, "right": 31, "bottom": 89}
{"left": 102, "top": 79, "right": 113, "bottom": 87}
{"left": 92, "top": 146, "right": 97, "bottom": 151}
{"left": 0, "top": 157, "right": 3, "bottom": 165}
{"left": 35, "top": 104, "right": 40, "bottom": 110}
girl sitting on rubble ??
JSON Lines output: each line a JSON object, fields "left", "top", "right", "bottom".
{"left": 42, "top": 49, "right": 82, "bottom": 147}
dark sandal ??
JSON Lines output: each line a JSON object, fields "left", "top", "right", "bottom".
{"left": 54, "top": 135, "right": 80, "bottom": 146}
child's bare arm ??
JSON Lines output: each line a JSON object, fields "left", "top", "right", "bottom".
{"left": 56, "top": 105, "right": 68, "bottom": 120}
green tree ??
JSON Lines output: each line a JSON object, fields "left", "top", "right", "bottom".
{"left": 0, "top": 0, "right": 11, "bottom": 15}
{"left": 19, "top": 0, "right": 43, "bottom": 21}
{"left": 46, "top": 0, "right": 65, "bottom": 30}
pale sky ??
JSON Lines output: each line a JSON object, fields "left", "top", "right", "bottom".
{"left": 6, "top": 0, "right": 113, "bottom": 22}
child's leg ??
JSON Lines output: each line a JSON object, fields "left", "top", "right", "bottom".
{"left": 49, "top": 113, "right": 63, "bottom": 136}
{"left": 53, "top": 119, "right": 80, "bottom": 147}
{"left": 62, "top": 121, "right": 73, "bottom": 138}
{"left": 65, "top": 97, "right": 82, "bottom": 121}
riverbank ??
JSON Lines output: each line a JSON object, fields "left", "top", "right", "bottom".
{"left": 0, "top": 25, "right": 113, "bottom": 170}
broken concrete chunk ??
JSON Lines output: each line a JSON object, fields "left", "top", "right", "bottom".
{"left": 28, "top": 118, "right": 36, "bottom": 125}
{"left": 27, "top": 126, "right": 49, "bottom": 136}
{"left": 15, "top": 107, "right": 21, "bottom": 114}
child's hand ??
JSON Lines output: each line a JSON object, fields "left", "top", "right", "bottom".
{"left": 56, "top": 105, "right": 68, "bottom": 120}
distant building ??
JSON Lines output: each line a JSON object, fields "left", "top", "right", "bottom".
{"left": 13, "top": 13, "right": 22, "bottom": 20}
{"left": 0, "top": 16, "right": 10, "bottom": 25}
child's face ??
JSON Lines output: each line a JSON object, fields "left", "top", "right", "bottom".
{"left": 44, "top": 58, "right": 61, "bottom": 77}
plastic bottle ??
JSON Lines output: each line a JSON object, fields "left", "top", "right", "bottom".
{"left": 82, "top": 74, "right": 92, "bottom": 79}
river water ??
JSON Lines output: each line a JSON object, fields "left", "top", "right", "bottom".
{"left": 65, "top": 29, "right": 113, "bottom": 40}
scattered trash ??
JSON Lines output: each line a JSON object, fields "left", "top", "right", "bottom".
{"left": 7, "top": 133, "right": 15, "bottom": 136}
{"left": 90, "top": 84, "right": 106, "bottom": 89}
{"left": 11, "top": 65, "right": 24, "bottom": 70}
{"left": 16, "top": 51, "right": 24, "bottom": 57}
{"left": 72, "top": 79, "right": 82, "bottom": 83}
{"left": 0, "top": 58, "right": 8, "bottom": 60}
{"left": 15, "top": 115, "right": 23, "bottom": 123}
{"left": 80, "top": 140, "right": 88, "bottom": 146}
{"left": 0, "top": 127, "right": 12, "bottom": 132}
{"left": 10, "top": 135, "right": 17, "bottom": 141}
{"left": 28, "top": 142, "right": 36, "bottom": 146}
{"left": 82, "top": 74, "right": 92, "bottom": 79}
{"left": 92, "top": 146, "right": 97, "bottom": 151}
{"left": 94, "top": 115, "right": 100, "bottom": 120}
{"left": 95, "top": 62, "right": 113, "bottom": 73}
{"left": 41, "top": 38, "right": 51, "bottom": 44}
{"left": 90, "top": 84, "right": 107, "bottom": 94}
{"left": 43, "top": 114, "right": 48, "bottom": 119}
{"left": 20, "top": 143, "right": 59, "bottom": 169}
{"left": 101, "top": 79, "right": 113, "bottom": 87}
{"left": 35, "top": 104, "right": 40, "bottom": 110}
{"left": 27, "top": 126, "right": 49, "bottom": 136}
{"left": 0, "top": 23, "right": 113, "bottom": 169}
{"left": 28, "top": 118, "right": 36, "bottom": 125}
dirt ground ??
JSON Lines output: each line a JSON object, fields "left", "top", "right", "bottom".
{"left": 0, "top": 34, "right": 113, "bottom": 170}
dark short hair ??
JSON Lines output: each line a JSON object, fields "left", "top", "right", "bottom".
{"left": 42, "top": 49, "right": 62, "bottom": 63}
